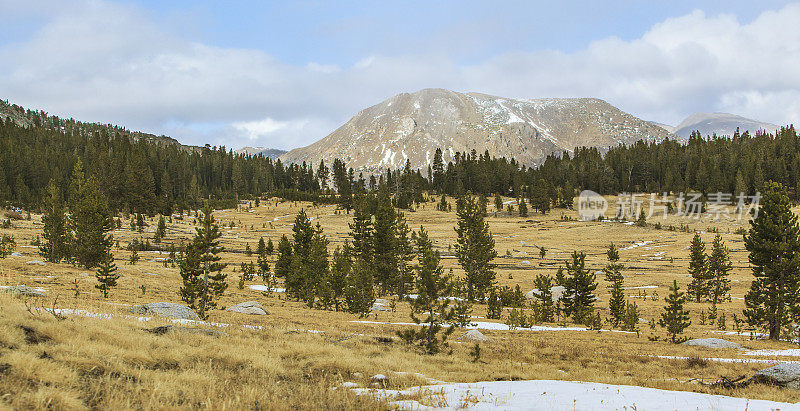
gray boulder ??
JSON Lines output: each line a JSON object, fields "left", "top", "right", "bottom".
{"left": 458, "top": 329, "right": 491, "bottom": 342}
{"left": 1, "top": 285, "right": 46, "bottom": 297}
{"left": 754, "top": 363, "right": 800, "bottom": 389}
{"left": 681, "top": 338, "right": 742, "bottom": 349}
{"left": 525, "top": 285, "right": 566, "bottom": 302}
{"left": 371, "top": 299, "right": 392, "bottom": 312}
{"left": 130, "top": 302, "right": 200, "bottom": 320}
{"left": 25, "top": 260, "right": 46, "bottom": 266}
{"left": 226, "top": 301, "right": 268, "bottom": 315}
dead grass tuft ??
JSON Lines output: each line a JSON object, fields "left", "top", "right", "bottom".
{"left": 686, "top": 356, "right": 710, "bottom": 368}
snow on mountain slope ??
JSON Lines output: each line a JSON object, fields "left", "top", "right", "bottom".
{"left": 280, "top": 88, "right": 672, "bottom": 171}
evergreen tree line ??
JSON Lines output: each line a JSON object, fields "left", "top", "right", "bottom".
{"left": 0, "top": 114, "right": 323, "bottom": 214}
{"left": 6, "top": 101, "right": 800, "bottom": 215}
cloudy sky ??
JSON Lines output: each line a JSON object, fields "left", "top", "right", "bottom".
{"left": 1, "top": 1, "right": 799, "bottom": 150}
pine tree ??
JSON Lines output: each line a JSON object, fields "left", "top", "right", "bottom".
{"left": 94, "top": 252, "right": 119, "bottom": 298}
{"left": 686, "top": 233, "right": 709, "bottom": 302}
{"left": 559, "top": 251, "right": 597, "bottom": 323}
{"left": 455, "top": 195, "right": 497, "bottom": 300}
{"left": 266, "top": 238, "right": 275, "bottom": 255}
{"left": 178, "top": 202, "right": 228, "bottom": 320}
{"left": 622, "top": 301, "right": 641, "bottom": 332}
{"left": 129, "top": 249, "right": 139, "bottom": 265}
{"left": 437, "top": 194, "right": 448, "bottom": 212}
{"left": 452, "top": 299, "right": 474, "bottom": 328}
{"left": 345, "top": 258, "right": 375, "bottom": 317}
{"left": 532, "top": 274, "right": 554, "bottom": 322}
{"left": 659, "top": 280, "right": 691, "bottom": 343}
{"left": 67, "top": 159, "right": 85, "bottom": 211}
{"left": 494, "top": 194, "right": 503, "bottom": 215}
{"left": 398, "top": 228, "right": 456, "bottom": 354}
{"left": 154, "top": 215, "right": 166, "bottom": 243}
{"left": 735, "top": 170, "right": 748, "bottom": 196}
{"left": 240, "top": 261, "right": 256, "bottom": 281}
{"left": 39, "top": 180, "right": 70, "bottom": 263}
{"left": 136, "top": 213, "right": 145, "bottom": 233}
{"left": 287, "top": 209, "right": 314, "bottom": 301}
{"left": 329, "top": 242, "right": 353, "bottom": 311}
{"left": 432, "top": 148, "right": 444, "bottom": 191}
{"left": 71, "top": 174, "right": 113, "bottom": 269}
{"left": 518, "top": 197, "right": 528, "bottom": 217}
{"left": 604, "top": 243, "right": 626, "bottom": 327}
{"left": 562, "top": 181, "right": 575, "bottom": 208}
{"left": 531, "top": 179, "right": 551, "bottom": 214}
{"left": 257, "top": 237, "right": 266, "bottom": 257}
{"left": 333, "top": 158, "right": 353, "bottom": 211}
{"left": 395, "top": 212, "right": 415, "bottom": 299}
{"left": 256, "top": 237, "right": 271, "bottom": 282}
{"left": 304, "top": 223, "right": 329, "bottom": 308}
{"left": 0, "top": 235, "right": 15, "bottom": 258}
{"left": 635, "top": 210, "right": 647, "bottom": 227}
{"left": 744, "top": 181, "right": 800, "bottom": 340}
{"left": 707, "top": 234, "right": 732, "bottom": 305}
{"left": 274, "top": 235, "right": 293, "bottom": 279}
{"left": 486, "top": 288, "right": 503, "bottom": 319}
{"left": 373, "top": 191, "right": 398, "bottom": 293}
{"left": 477, "top": 194, "right": 488, "bottom": 216}
{"left": 349, "top": 194, "right": 374, "bottom": 260}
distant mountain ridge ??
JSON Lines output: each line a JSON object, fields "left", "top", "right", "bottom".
{"left": 652, "top": 112, "right": 778, "bottom": 139}
{"left": 0, "top": 99, "right": 193, "bottom": 149}
{"left": 280, "top": 88, "right": 672, "bottom": 171}
{"left": 234, "top": 147, "right": 288, "bottom": 159}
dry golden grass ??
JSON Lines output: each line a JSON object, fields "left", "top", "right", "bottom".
{"left": 2, "top": 196, "right": 800, "bottom": 408}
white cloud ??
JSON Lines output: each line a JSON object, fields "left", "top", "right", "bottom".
{"left": 1, "top": 1, "right": 799, "bottom": 151}
{"left": 307, "top": 63, "right": 340, "bottom": 74}
{"left": 232, "top": 117, "right": 310, "bottom": 141}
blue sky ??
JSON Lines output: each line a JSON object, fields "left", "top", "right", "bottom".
{"left": 119, "top": 1, "right": 789, "bottom": 64}
{"left": 2, "top": 1, "right": 800, "bottom": 149}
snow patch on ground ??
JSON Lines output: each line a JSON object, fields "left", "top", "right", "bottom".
{"left": 350, "top": 320, "right": 632, "bottom": 333}
{"left": 621, "top": 241, "right": 653, "bottom": 250}
{"left": 351, "top": 379, "right": 797, "bottom": 410}
{"left": 653, "top": 355, "right": 799, "bottom": 365}
{"left": 0, "top": 285, "right": 47, "bottom": 293}
{"left": 746, "top": 349, "right": 800, "bottom": 357}
{"left": 248, "top": 285, "right": 285, "bottom": 293}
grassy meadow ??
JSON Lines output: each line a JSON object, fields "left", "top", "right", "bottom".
{"left": 2, "top": 195, "right": 800, "bottom": 409}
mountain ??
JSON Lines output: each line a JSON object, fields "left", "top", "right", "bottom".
{"left": 280, "top": 88, "right": 673, "bottom": 171}
{"left": 649, "top": 121, "right": 676, "bottom": 134}
{"left": 0, "top": 99, "right": 189, "bottom": 149}
{"left": 666, "top": 112, "right": 778, "bottom": 139}
{"left": 234, "top": 146, "right": 288, "bottom": 159}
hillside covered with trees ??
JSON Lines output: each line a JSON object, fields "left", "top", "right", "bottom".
{"left": 1, "top": 99, "right": 798, "bottom": 213}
